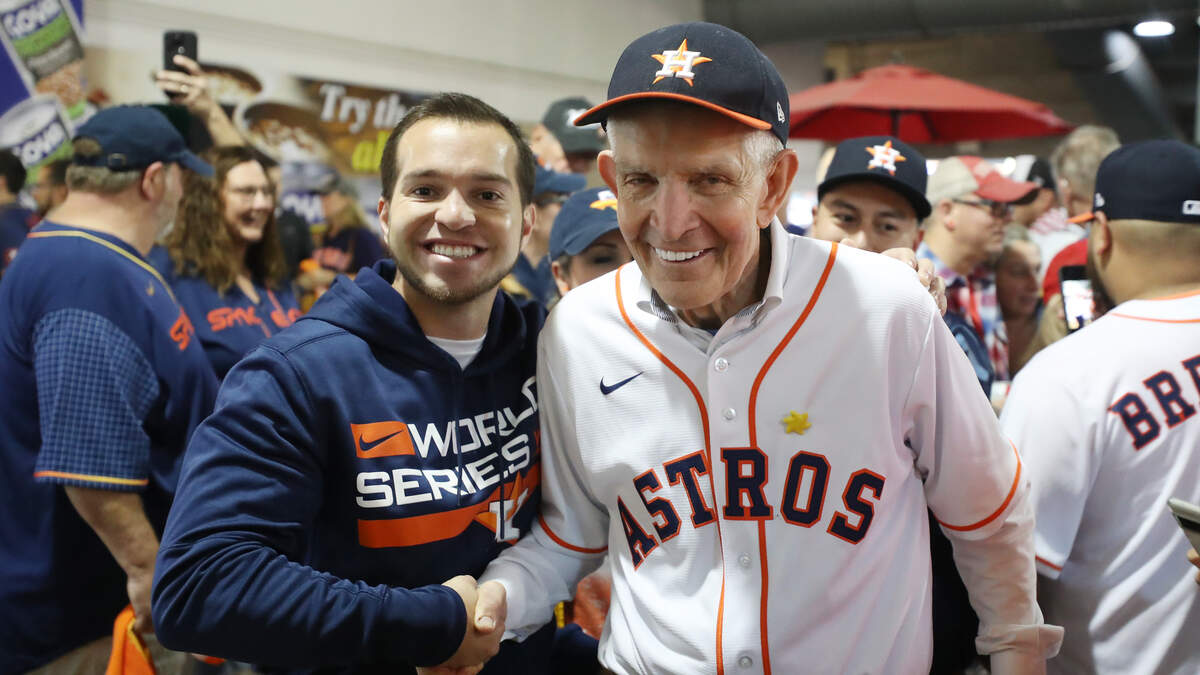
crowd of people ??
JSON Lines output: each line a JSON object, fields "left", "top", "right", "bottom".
{"left": 0, "top": 18, "right": 1198, "bottom": 675}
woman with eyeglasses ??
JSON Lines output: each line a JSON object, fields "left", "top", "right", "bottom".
{"left": 151, "top": 145, "right": 302, "bottom": 379}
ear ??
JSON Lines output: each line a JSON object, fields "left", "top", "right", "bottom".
{"left": 597, "top": 150, "right": 618, "bottom": 195}
{"left": 758, "top": 148, "right": 799, "bottom": 229}
{"left": 1091, "top": 211, "right": 1112, "bottom": 258}
{"left": 140, "top": 162, "right": 166, "bottom": 200}
{"left": 550, "top": 259, "right": 572, "bottom": 296}
{"left": 937, "top": 199, "right": 955, "bottom": 231}
{"left": 520, "top": 203, "right": 536, "bottom": 243}
{"left": 377, "top": 196, "right": 391, "bottom": 241}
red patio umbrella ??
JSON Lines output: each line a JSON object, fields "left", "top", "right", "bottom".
{"left": 788, "top": 64, "right": 1073, "bottom": 143}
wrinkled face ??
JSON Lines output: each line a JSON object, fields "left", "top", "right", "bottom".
{"left": 949, "top": 195, "right": 1007, "bottom": 261}
{"left": 222, "top": 161, "right": 273, "bottom": 244}
{"left": 554, "top": 229, "right": 633, "bottom": 294}
{"left": 602, "top": 106, "right": 772, "bottom": 313}
{"left": 811, "top": 180, "right": 919, "bottom": 252}
{"left": 379, "top": 118, "right": 531, "bottom": 305}
{"left": 995, "top": 239, "right": 1041, "bottom": 320}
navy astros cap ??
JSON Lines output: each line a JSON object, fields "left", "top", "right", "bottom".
{"left": 818, "top": 136, "right": 931, "bottom": 219}
{"left": 574, "top": 22, "right": 791, "bottom": 145}
{"left": 72, "top": 105, "right": 213, "bottom": 177}
{"left": 533, "top": 163, "right": 586, "bottom": 199}
{"left": 1082, "top": 140, "right": 1200, "bottom": 225}
{"left": 542, "top": 97, "right": 607, "bottom": 155}
{"left": 549, "top": 187, "right": 620, "bottom": 261}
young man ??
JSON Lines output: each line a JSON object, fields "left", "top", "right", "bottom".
{"left": 472, "top": 21, "right": 1059, "bottom": 675}
{"left": 30, "top": 157, "right": 71, "bottom": 220}
{"left": 151, "top": 93, "right": 552, "bottom": 674}
{"left": 809, "top": 135, "right": 929, "bottom": 253}
{"left": 503, "top": 164, "right": 585, "bottom": 306}
{"left": 1001, "top": 140, "right": 1200, "bottom": 674}
{"left": 0, "top": 106, "right": 219, "bottom": 673}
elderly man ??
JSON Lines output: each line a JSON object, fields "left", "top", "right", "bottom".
{"left": 472, "top": 21, "right": 1059, "bottom": 675}
{"left": 0, "top": 106, "right": 219, "bottom": 673}
{"left": 1001, "top": 140, "right": 1200, "bottom": 674}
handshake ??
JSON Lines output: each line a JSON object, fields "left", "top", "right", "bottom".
{"left": 417, "top": 575, "right": 509, "bottom": 675}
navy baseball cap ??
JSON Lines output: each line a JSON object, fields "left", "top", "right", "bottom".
{"left": 534, "top": 163, "right": 586, "bottom": 199}
{"left": 72, "top": 105, "right": 212, "bottom": 177}
{"left": 1076, "top": 139, "right": 1200, "bottom": 225}
{"left": 818, "top": 136, "right": 931, "bottom": 219}
{"left": 542, "top": 97, "right": 607, "bottom": 155}
{"left": 574, "top": 22, "right": 791, "bottom": 145}
{"left": 549, "top": 187, "right": 620, "bottom": 260}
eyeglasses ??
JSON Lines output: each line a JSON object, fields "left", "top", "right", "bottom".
{"left": 226, "top": 185, "right": 274, "bottom": 200}
{"left": 952, "top": 198, "right": 1011, "bottom": 219}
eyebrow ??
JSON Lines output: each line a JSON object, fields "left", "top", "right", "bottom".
{"left": 403, "top": 169, "right": 512, "bottom": 185}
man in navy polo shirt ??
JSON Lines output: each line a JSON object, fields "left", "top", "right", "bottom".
{"left": 0, "top": 106, "right": 219, "bottom": 673}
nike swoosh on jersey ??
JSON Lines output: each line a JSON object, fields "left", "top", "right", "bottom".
{"left": 600, "top": 371, "right": 644, "bottom": 396}
{"left": 351, "top": 421, "right": 416, "bottom": 458}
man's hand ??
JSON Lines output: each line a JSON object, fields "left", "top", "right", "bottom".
{"left": 127, "top": 569, "right": 155, "bottom": 633}
{"left": 424, "top": 576, "right": 506, "bottom": 674}
{"left": 155, "top": 55, "right": 217, "bottom": 117}
{"left": 1188, "top": 548, "right": 1200, "bottom": 586}
{"left": 842, "top": 239, "right": 948, "bottom": 315}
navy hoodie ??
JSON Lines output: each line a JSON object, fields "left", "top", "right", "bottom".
{"left": 152, "top": 260, "right": 552, "bottom": 673}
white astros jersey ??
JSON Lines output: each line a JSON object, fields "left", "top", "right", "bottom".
{"left": 1000, "top": 290, "right": 1200, "bottom": 675}
{"left": 484, "top": 224, "right": 1048, "bottom": 674}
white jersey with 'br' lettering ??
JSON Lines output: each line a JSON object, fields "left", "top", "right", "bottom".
{"left": 1001, "top": 290, "right": 1200, "bottom": 675}
{"left": 483, "top": 223, "right": 1059, "bottom": 674}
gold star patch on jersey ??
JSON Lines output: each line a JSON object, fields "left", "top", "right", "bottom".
{"left": 651, "top": 39, "right": 713, "bottom": 86}
{"left": 782, "top": 411, "right": 811, "bottom": 435}
{"left": 865, "top": 140, "right": 906, "bottom": 176}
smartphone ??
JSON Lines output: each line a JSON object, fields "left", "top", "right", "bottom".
{"left": 163, "top": 30, "right": 197, "bottom": 73}
{"left": 1168, "top": 497, "right": 1200, "bottom": 552}
{"left": 1059, "top": 265, "right": 1094, "bottom": 333}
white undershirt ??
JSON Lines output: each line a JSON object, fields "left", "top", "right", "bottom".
{"left": 427, "top": 335, "right": 485, "bottom": 369}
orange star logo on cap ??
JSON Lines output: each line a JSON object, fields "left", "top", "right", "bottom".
{"left": 865, "top": 140, "right": 906, "bottom": 176}
{"left": 590, "top": 190, "right": 618, "bottom": 211}
{"left": 651, "top": 39, "right": 713, "bottom": 87}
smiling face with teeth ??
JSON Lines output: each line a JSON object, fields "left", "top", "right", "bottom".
{"left": 378, "top": 117, "right": 533, "bottom": 330}
{"left": 599, "top": 103, "right": 797, "bottom": 328}
{"left": 221, "top": 160, "right": 274, "bottom": 245}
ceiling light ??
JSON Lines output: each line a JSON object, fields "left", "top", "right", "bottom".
{"left": 1133, "top": 20, "right": 1175, "bottom": 37}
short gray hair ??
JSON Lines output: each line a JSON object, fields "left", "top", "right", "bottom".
{"left": 66, "top": 138, "right": 141, "bottom": 194}
{"left": 1050, "top": 125, "right": 1120, "bottom": 197}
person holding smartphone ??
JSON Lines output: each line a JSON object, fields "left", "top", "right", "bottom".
{"left": 1001, "top": 140, "right": 1200, "bottom": 674}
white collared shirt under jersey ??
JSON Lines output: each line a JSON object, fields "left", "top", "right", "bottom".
{"left": 484, "top": 220, "right": 1061, "bottom": 674}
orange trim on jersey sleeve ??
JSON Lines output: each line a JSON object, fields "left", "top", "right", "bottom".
{"left": 1107, "top": 313, "right": 1200, "bottom": 324}
{"left": 33, "top": 470, "right": 149, "bottom": 487}
{"left": 1035, "top": 555, "right": 1063, "bottom": 571}
{"left": 937, "top": 441, "right": 1022, "bottom": 532}
{"left": 538, "top": 514, "right": 607, "bottom": 554}
{"left": 744, "top": 242, "right": 837, "bottom": 674}
{"left": 614, "top": 266, "right": 726, "bottom": 675}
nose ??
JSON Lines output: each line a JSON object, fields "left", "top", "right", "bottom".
{"left": 652, "top": 179, "right": 696, "bottom": 241}
{"left": 846, "top": 230, "right": 871, "bottom": 251}
{"left": 253, "top": 190, "right": 273, "bottom": 210}
{"left": 436, "top": 189, "right": 476, "bottom": 231}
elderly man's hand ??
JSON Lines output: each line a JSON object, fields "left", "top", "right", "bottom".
{"left": 840, "top": 239, "right": 947, "bottom": 315}
{"left": 154, "top": 55, "right": 218, "bottom": 117}
{"left": 422, "top": 576, "right": 506, "bottom": 674}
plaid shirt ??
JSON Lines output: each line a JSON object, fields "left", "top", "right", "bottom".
{"left": 917, "top": 243, "right": 1009, "bottom": 381}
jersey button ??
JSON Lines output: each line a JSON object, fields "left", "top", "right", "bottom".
{"left": 738, "top": 553, "right": 752, "bottom": 568}
{"left": 722, "top": 407, "right": 736, "bottom": 420}
{"left": 738, "top": 655, "right": 754, "bottom": 669}
{"left": 714, "top": 357, "right": 729, "bottom": 372}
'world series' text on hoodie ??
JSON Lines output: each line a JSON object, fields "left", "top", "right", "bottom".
{"left": 151, "top": 260, "right": 551, "bottom": 673}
